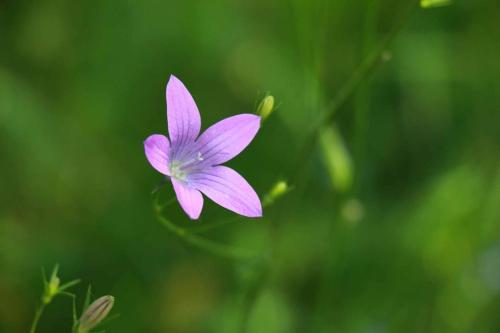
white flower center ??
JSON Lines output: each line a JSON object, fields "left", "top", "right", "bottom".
{"left": 169, "top": 151, "right": 204, "bottom": 181}
{"left": 169, "top": 161, "right": 188, "bottom": 181}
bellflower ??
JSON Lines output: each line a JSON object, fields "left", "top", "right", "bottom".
{"left": 144, "top": 75, "right": 262, "bottom": 219}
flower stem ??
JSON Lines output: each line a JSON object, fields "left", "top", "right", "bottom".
{"left": 353, "top": 0, "right": 379, "bottom": 179}
{"left": 292, "top": 0, "right": 419, "bottom": 183}
{"left": 190, "top": 216, "right": 240, "bottom": 233}
{"left": 29, "top": 303, "right": 45, "bottom": 333}
{"left": 155, "top": 205, "right": 259, "bottom": 260}
{"left": 189, "top": 183, "right": 290, "bottom": 234}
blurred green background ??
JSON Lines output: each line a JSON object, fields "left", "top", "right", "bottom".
{"left": 1, "top": 0, "right": 500, "bottom": 332}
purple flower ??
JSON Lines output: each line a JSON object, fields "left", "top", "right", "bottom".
{"left": 144, "top": 75, "right": 262, "bottom": 220}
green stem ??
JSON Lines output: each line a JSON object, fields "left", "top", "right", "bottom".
{"left": 190, "top": 216, "right": 240, "bottom": 233}
{"left": 189, "top": 192, "right": 280, "bottom": 234}
{"left": 353, "top": 0, "right": 379, "bottom": 180}
{"left": 155, "top": 206, "right": 259, "bottom": 260}
{"left": 154, "top": 196, "right": 177, "bottom": 211}
{"left": 29, "top": 303, "right": 45, "bottom": 333}
{"left": 292, "top": 0, "right": 419, "bottom": 183}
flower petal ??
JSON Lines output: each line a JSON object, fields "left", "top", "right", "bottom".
{"left": 192, "top": 114, "right": 260, "bottom": 166}
{"left": 144, "top": 134, "right": 170, "bottom": 175}
{"left": 166, "top": 75, "right": 201, "bottom": 152}
{"left": 171, "top": 178, "right": 204, "bottom": 220}
{"left": 190, "top": 166, "right": 262, "bottom": 218}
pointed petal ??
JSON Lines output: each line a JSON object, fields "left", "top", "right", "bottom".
{"left": 192, "top": 114, "right": 260, "bottom": 166}
{"left": 190, "top": 166, "right": 262, "bottom": 218}
{"left": 171, "top": 178, "right": 204, "bottom": 219}
{"left": 144, "top": 134, "right": 170, "bottom": 175}
{"left": 166, "top": 75, "right": 201, "bottom": 151}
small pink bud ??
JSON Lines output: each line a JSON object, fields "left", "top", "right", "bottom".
{"left": 78, "top": 295, "right": 115, "bottom": 333}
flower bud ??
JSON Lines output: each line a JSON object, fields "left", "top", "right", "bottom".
{"left": 257, "top": 95, "right": 275, "bottom": 121}
{"left": 78, "top": 295, "right": 115, "bottom": 333}
{"left": 48, "top": 276, "right": 60, "bottom": 296}
{"left": 269, "top": 181, "right": 288, "bottom": 199}
{"left": 42, "top": 268, "right": 60, "bottom": 304}
{"left": 263, "top": 180, "right": 289, "bottom": 206}
{"left": 420, "top": 0, "right": 451, "bottom": 8}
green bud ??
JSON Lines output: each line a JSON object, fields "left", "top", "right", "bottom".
{"left": 257, "top": 95, "right": 275, "bottom": 121}
{"left": 420, "top": 0, "right": 452, "bottom": 8}
{"left": 263, "top": 180, "right": 290, "bottom": 206}
{"left": 78, "top": 295, "right": 115, "bottom": 333}
{"left": 269, "top": 181, "right": 287, "bottom": 199}
{"left": 42, "top": 266, "right": 60, "bottom": 304}
{"left": 48, "top": 276, "right": 60, "bottom": 297}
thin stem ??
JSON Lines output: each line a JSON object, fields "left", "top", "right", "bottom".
{"left": 155, "top": 206, "right": 259, "bottom": 260}
{"left": 189, "top": 192, "right": 281, "bottom": 234}
{"left": 190, "top": 216, "right": 240, "bottom": 233}
{"left": 29, "top": 303, "right": 45, "bottom": 333}
{"left": 353, "top": 0, "right": 379, "bottom": 178}
{"left": 292, "top": 0, "right": 419, "bottom": 183}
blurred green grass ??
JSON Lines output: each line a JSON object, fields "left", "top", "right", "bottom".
{"left": 1, "top": 0, "right": 499, "bottom": 332}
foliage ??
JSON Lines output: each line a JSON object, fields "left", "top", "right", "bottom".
{"left": 0, "top": 0, "right": 499, "bottom": 332}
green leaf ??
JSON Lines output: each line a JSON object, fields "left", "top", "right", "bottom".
{"left": 70, "top": 293, "right": 78, "bottom": 329}
{"left": 83, "top": 285, "right": 92, "bottom": 311}
{"left": 59, "top": 279, "right": 81, "bottom": 292}
{"left": 50, "top": 264, "right": 59, "bottom": 283}
{"left": 420, "top": 0, "right": 452, "bottom": 9}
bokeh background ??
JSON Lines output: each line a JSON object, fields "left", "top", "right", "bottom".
{"left": 1, "top": 0, "right": 500, "bottom": 332}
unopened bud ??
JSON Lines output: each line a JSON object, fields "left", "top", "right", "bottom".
{"left": 48, "top": 277, "right": 60, "bottom": 296}
{"left": 42, "top": 272, "right": 60, "bottom": 304}
{"left": 269, "top": 181, "right": 288, "bottom": 199}
{"left": 257, "top": 95, "right": 275, "bottom": 121}
{"left": 78, "top": 295, "right": 115, "bottom": 333}
{"left": 420, "top": 0, "right": 452, "bottom": 8}
{"left": 263, "top": 180, "right": 289, "bottom": 206}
